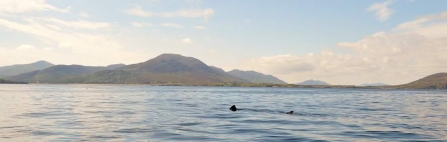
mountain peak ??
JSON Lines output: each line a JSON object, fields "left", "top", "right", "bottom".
{"left": 33, "top": 60, "right": 53, "bottom": 66}
{"left": 154, "top": 53, "right": 187, "bottom": 59}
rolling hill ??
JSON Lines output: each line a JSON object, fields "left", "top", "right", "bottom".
{"left": 296, "top": 80, "right": 330, "bottom": 85}
{"left": 395, "top": 73, "right": 447, "bottom": 89}
{"left": 227, "top": 69, "right": 287, "bottom": 84}
{"left": 0, "top": 61, "right": 53, "bottom": 78}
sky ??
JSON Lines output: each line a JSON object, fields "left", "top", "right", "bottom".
{"left": 1, "top": 0, "right": 447, "bottom": 85}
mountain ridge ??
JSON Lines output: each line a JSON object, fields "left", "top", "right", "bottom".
{"left": 9, "top": 54, "right": 248, "bottom": 85}
{"left": 227, "top": 69, "right": 287, "bottom": 84}
{"left": 0, "top": 60, "right": 53, "bottom": 78}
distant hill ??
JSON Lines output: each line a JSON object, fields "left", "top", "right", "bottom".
{"left": 0, "top": 61, "right": 53, "bottom": 78}
{"left": 395, "top": 73, "right": 447, "bottom": 89}
{"left": 296, "top": 80, "right": 330, "bottom": 85}
{"left": 361, "top": 83, "right": 388, "bottom": 86}
{"left": 0, "top": 79, "right": 27, "bottom": 84}
{"left": 63, "top": 54, "right": 247, "bottom": 84}
{"left": 106, "top": 64, "right": 126, "bottom": 70}
{"left": 227, "top": 69, "right": 287, "bottom": 84}
{"left": 8, "top": 65, "right": 108, "bottom": 83}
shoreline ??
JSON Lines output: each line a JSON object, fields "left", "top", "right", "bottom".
{"left": 1, "top": 83, "right": 441, "bottom": 90}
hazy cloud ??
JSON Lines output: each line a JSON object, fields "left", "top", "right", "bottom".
{"left": 367, "top": 0, "right": 394, "bottom": 22}
{"left": 182, "top": 38, "right": 193, "bottom": 44}
{"left": 0, "top": 16, "right": 144, "bottom": 66}
{"left": 241, "top": 11, "right": 447, "bottom": 85}
{"left": 126, "top": 5, "right": 155, "bottom": 17}
{"left": 194, "top": 26, "right": 206, "bottom": 29}
{"left": 243, "top": 54, "right": 315, "bottom": 74}
{"left": 0, "top": 0, "right": 70, "bottom": 14}
{"left": 126, "top": 5, "right": 214, "bottom": 19}
{"left": 79, "top": 12, "right": 90, "bottom": 18}
{"left": 41, "top": 18, "right": 111, "bottom": 30}
{"left": 132, "top": 22, "right": 152, "bottom": 28}
{"left": 16, "top": 44, "right": 36, "bottom": 50}
{"left": 161, "top": 23, "right": 184, "bottom": 28}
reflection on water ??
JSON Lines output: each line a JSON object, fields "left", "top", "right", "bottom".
{"left": 0, "top": 85, "right": 446, "bottom": 141}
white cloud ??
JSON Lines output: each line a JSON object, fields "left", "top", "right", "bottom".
{"left": 79, "top": 12, "right": 90, "bottom": 18}
{"left": 16, "top": 44, "right": 36, "bottom": 50}
{"left": 126, "top": 5, "right": 214, "bottom": 19}
{"left": 182, "top": 38, "right": 193, "bottom": 44}
{"left": 126, "top": 5, "right": 155, "bottom": 17}
{"left": 367, "top": 0, "right": 394, "bottom": 22}
{"left": 244, "top": 54, "right": 315, "bottom": 74}
{"left": 162, "top": 9, "right": 214, "bottom": 19}
{"left": 132, "top": 22, "right": 152, "bottom": 28}
{"left": 161, "top": 23, "right": 184, "bottom": 28}
{"left": 241, "top": 11, "right": 447, "bottom": 85}
{"left": 40, "top": 18, "right": 110, "bottom": 30}
{"left": 194, "top": 26, "right": 206, "bottom": 29}
{"left": 0, "top": 0, "right": 70, "bottom": 14}
{"left": 0, "top": 17, "right": 144, "bottom": 66}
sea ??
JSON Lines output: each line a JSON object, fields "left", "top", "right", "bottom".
{"left": 0, "top": 84, "right": 446, "bottom": 142}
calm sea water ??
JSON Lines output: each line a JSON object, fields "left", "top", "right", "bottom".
{"left": 0, "top": 85, "right": 446, "bottom": 141}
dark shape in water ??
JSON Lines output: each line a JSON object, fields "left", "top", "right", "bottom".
{"left": 229, "top": 105, "right": 293, "bottom": 115}
{"left": 229, "top": 105, "right": 237, "bottom": 111}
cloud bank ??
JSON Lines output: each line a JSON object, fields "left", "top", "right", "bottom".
{"left": 242, "top": 11, "right": 447, "bottom": 85}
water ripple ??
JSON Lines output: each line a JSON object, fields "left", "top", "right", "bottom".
{"left": 0, "top": 85, "right": 446, "bottom": 141}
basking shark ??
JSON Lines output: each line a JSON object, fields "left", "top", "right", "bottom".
{"left": 229, "top": 105, "right": 293, "bottom": 114}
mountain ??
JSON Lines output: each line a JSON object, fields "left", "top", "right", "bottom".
{"left": 0, "top": 61, "right": 53, "bottom": 78}
{"left": 395, "top": 73, "right": 447, "bottom": 89}
{"left": 8, "top": 65, "right": 108, "bottom": 83}
{"left": 296, "top": 80, "right": 330, "bottom": 85}
{"left": 66, "top": 54, "right": 247, "bottom": 84}
{"left": 227, "top": 69, "right": 287, "bottom": 84}
{"left": 361, "top": 83, "right": 388, "bottom": 86}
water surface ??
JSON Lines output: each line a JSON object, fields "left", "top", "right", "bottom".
{"left": 0, "top": 85, "right": 446, "bottom": 141}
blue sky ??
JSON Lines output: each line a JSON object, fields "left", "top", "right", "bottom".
{"left": 1, "top": 0, "right": 447, "bottom": 85}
